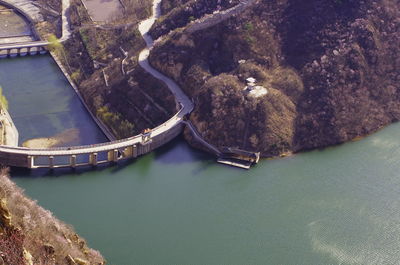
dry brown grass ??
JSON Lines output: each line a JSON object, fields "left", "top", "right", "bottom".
{"left": 0, "top": 169, "right": 104, "bottom": 265}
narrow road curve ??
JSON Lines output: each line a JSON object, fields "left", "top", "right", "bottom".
{"left": 137, "top": 0, "right": 194, "bottom": 115}
{"left": 60, "top": 0, "right": 71, "bottom": 42}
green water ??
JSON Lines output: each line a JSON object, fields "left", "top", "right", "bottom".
{"left": 3, "top": 55, "right": 400, "bottom": 265}
{"left": 0, "top": 56, "right": 107, "bottom": 145}
{"left": 12, "top": 122, "right": 400, "bottom": 265}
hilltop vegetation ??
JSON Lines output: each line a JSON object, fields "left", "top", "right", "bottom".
{"left": 149, "top": 0, "right": 400, "bottom": 156}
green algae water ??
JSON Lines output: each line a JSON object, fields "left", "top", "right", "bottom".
{"left": 0, "top": 55, "right": 107, "bottom": 145}
{"left": 4, "top": 56, "right": 400, "bottom": 264}
{"left": 12, "top": 123, "right": 400, "bottom": 265}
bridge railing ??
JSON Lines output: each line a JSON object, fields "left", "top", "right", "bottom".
{"left": 0, "top": 108, "right": 185, "bottom": 154}
{"left": 0, "top": 41, "right": 49, "bottom": 50}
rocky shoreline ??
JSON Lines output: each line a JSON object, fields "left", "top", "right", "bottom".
{"left": 0, "top": 170, "right": 105, "bottom": 264}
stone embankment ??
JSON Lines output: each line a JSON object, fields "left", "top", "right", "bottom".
{"left": 183, "top": 121, "right": 221, "bottom": 155}
{"left": 184, "top": 0, "right": 257, "bottom": 34}
{"left": 51, "top": 52, "right": 117, "bottom": 141}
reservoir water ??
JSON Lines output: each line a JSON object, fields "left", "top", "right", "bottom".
{"left": 11, "top": 126, "right": 400, "bottom": 265}
{"left": 6, "top": 55, "right": 400, "bottom": 264}
{"left": 0, "top": 55, "right": 107, "bottom": 146}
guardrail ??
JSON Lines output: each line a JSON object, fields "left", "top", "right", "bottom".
{"left": 0, "top": 108, "right": 185, "bottom": 168}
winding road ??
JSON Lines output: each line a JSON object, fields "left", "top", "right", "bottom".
{"left": 138, "top": 0, "right": 193, "bottom": 115}
{"left": 0, "top": 0, "right": 196, "bottom": 168}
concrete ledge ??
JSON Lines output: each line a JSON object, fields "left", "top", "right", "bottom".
{"left": 0, "top": 0, "right": 42, "bottom": 39}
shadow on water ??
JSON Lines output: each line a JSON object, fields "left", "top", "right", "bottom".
{"left": 153, "top": 135, "right": 213, "bottom": 164}
{"left": 10, "top": 163, "right": 113, "bottom": 178}
{"left": 152, "top": 135, "right": 219, "bottom": 175}
{"left": 11, "top": 136, "right": 217, "bottom": 178}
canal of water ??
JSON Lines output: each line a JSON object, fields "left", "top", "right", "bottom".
{"left": 0, "top": 56, "right": 107, "bottom": 146}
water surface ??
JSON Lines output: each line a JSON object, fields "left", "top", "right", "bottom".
{"left": 13, "top": 123, "right": 400, "bottom": 265}
{"left": 3, "top": 36, "right": 400, "bottom": 265}
{"left": 0, "top": 55, "right": 107, "bottom": 145}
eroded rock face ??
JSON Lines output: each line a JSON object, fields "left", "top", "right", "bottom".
{"left": 150, "top": 0, "right": 400, "bottom": 157}
{"left": 0, "top": 199, "right": 12, "bottom": 232}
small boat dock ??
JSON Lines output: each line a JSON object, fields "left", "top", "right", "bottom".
{"left": 217, "top": 147, "right": 260, "bottom": 169}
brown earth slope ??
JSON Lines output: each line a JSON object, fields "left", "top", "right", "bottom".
{"left": 0, "top": 170, "right": 104, "bottom": 265}
{"left": 149, "top": 0, "right": 400, "bottom": 157}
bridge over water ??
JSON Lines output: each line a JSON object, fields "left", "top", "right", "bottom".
{"left": 0, "top": 109, "right": 186, "bottom": 168}
{"left": 0, "top": 0, "right": 203, "bottom": 169}
{"left": 0, "top": 40, "right": 48, "bottom": 56}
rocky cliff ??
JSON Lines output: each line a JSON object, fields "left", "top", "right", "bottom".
{"left": 149, "top": 0, "right": 400, "bottom": 157}
{"left": 0, "top": 171, "right": 104, "bottom": 265}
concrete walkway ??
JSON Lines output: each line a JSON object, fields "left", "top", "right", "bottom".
{"left": 60, "top": 0, "right": 71, "bottom": 41}
{"left": 0, "top": 0, "right": 71, "bottom": 44}
{"left": 1, "top": 0, "right": 42, "bottom": 22}
{"left": 184, "top": 121, "right": 221, "bottom": 155}
{"left": 0, "top": 36, "right": 32, "bottom": 44}
{"left": 138, "top": 0, "right": 194, "bottom": 115}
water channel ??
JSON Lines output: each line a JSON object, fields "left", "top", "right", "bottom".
{"left": 0, "top": 55, "right": 107, "bottom": 146}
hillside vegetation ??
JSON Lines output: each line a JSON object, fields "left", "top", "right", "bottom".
{"left": 149, "top": 0, "right": 400, "bottom": 156}
{"left": 0, "top": 170, "right": 104, "bottom": 265}
{"left": 58, "top": 0, "right": 177, "bottom": 139}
